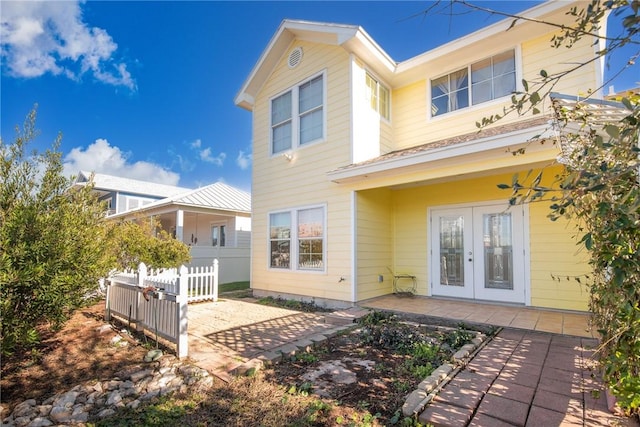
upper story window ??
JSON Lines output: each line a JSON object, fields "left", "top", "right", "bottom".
{"left": 365, "top": 72, "right": 390, "bottom": 120}
{"left": 271, "top": 73, "right": 324, "bottom": 155}
{"left": 431, "top": 50, "right": 516, "bottom": 117}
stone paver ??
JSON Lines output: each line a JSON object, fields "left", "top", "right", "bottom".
{"left": 187, "top": 298, "right": 361, "bottom": 377}
{"left": 418, "top": 328, "right": 637, "bottom": 427}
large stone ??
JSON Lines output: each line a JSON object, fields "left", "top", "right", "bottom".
{"left": 12, "top": 400, "right": 37, "bottom": 418}
{"left": 105, "top": 391, "right": 123, "bottom": 406}
{"left": 53, "top": 391, "right": 79, "bottom": 409}
{"left": 49, "top": 406, "right": 72, "bottom": 424}
{"left": 97, "top": 408, "right": 116, "bottom": 418}
{"left": 130, "top": 369, "right": 153, "bottom": 383}
{"left": 27, "top": 417, "right": 53, "bottom": 427}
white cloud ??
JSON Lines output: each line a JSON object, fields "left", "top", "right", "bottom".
{"left": 190, "top": 139, "right": 202, "bottom": 149}
{"left": 236, "top": 150, "right": 252, "bottom": 170}
{"left": 199, "top": 147, "right": 226, "bottom": 166}
{"left": 63, "top": 139, "right": 180, "bottom": 185}
{"left": 0, "top": 1, "right": 135, "bottom": 90}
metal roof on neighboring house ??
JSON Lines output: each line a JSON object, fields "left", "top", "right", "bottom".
{"left": 109, "top": 181, "right": 251, "bottom": 218}
{"left": 75, "top": 171, "right": 191, "bottom": 198}
{"left": 169, "top": 182, "right": 251, "bottom": 213}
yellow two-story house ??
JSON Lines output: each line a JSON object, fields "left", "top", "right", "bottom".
{"left": 235, "top": 1, "right": 606, "bottom": 311}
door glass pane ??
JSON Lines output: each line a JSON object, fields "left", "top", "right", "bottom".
{"left": 211, "top": 226, "right": 219, "bottom": 246}
{"left": 439, "top": 215, "right": 465, "bottom": 286}
{"left": 483, "top": 213, "right": 513, "bottom": 290}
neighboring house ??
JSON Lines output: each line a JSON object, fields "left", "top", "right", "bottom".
{"left": 74, "top": 171, "right": 191, "bottom": 216}
{"left": 73, "top": 173, "right": 251, "bottom": 284}
{"left": 235, "top": 1, "right": 608, "bottom": 310}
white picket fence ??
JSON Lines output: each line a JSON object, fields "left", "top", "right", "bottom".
{"left": 104, "top": 260, "right": 219, "bottom": 358}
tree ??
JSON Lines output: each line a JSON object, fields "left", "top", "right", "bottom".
{"left": 0, "top": 108, "right": 111, "bottom": 353}
{"left": 105, "top": 216, "right": 191, "bottom": 271}
{"left": 0, "top": 109, "right": 192, "bottom": 354}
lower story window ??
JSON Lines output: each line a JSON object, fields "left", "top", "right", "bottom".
{"left": 269, "top": 206, "right": 325, "bottom": 271}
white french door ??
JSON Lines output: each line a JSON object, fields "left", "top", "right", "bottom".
{"left": 430, "top": 203, "right": 526, "bottom": 304}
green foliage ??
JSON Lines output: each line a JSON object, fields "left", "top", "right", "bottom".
{"left": 357, "top": 310, "right": 398, "bottom": 326}
{"left": 0, "top": 108, "right": 192, "bottom": 354}
{"left": 256, "top": 296, "right": 332, "bottom": 312}
{"left": 442, "top": 326, "right": 474, "bottom": 349}
{"left": 500, "top": 93, "right": 640, "bottom": 413}
{"left": 1, "top": 108, "right": 112, "bottom": 354}
{"left": 105, "top": 216, "right": 191, "bottom": 270}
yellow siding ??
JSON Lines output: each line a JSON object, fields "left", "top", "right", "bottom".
{"left": 355, "top": 168, "right": 589, "bottom": 311}
{"left": 251, "top": 41, "right": 355, "bottom": 303}
{"left": 356, "top": 188, "right": 393, "bottom": 301}
{"left": 392, "top": 29, "right": 599, "bottom": 152}
{"left": 522, "top": 30, "right": 599, "bottom": 97}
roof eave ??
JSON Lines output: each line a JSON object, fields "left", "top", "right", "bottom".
{"left": 327, "top": 122, "right": 555, "bottom": 184}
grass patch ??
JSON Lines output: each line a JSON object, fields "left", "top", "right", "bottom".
{"left": 219, "top": 281, "right": 250, "bottom": 293}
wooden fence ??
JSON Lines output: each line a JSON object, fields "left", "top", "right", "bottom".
{"left": 104, "top": 260, "right": 218, "bottom": 358}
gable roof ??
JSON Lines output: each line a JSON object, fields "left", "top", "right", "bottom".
{"left": 235, "top": 1, "right": 597, "bottom": 111}
{"left": 235, "top": 19, "right": 394, "bottom": 110}
{"left": 75, "top": 171, "right": 190, "bottom": 198}
{"left": 109, "top": 181, "right": 251, "bottom": 219}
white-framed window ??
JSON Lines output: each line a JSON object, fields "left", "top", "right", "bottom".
{"left": 269, "top": 206, "right": 325, "bottom": 271}
{"left": 431, "top": 49, "right": 516, "bottom": 117}
{"left": 211, "top": 224, "right": 226, "bottom": 247}
{"left": 365, "top": 72, "right": 390, "bottom": 120}
{"left": 270, "top": 72, "right": 325, "bottom": 155}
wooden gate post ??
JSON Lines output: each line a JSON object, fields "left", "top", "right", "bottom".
{"left": 136, "top": 262, "right": 147, "bottom": 331}
{"left": 213, "top": 259, "right": 219, "bottom": 302}
{"left": 176, "top": 265, "right": 189, "bottom": 358}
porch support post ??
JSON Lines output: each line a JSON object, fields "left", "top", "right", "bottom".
{"left": 175, "top": 209, "right": 184, "bottom": 243}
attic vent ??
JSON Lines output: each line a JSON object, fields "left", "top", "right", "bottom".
{"left": 288, "top": 47, "right": 303, "bottom": 69}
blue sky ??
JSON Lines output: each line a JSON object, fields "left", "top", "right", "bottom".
{"left": 2, "top": 1, "right": 637, "bottom": 192}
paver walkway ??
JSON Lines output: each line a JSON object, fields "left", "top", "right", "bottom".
{"left": 186, "top": 297, "right": 637, "bottom": 426}
{"left": 187, "top": 298, "right": 363, "bottom": 379}
{"left": 419, "top": 328, "right": 634, "bottom": 426}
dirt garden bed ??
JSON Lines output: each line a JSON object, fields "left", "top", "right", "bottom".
{"left": 266, "top": 311, "right": 493, "bottom": 425}
{"left": 1, "top": 300, "right": 493, "bottom": 426}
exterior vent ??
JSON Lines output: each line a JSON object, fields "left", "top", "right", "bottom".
{"left": 288, "top": 47, "right": 303, "bottom": 69}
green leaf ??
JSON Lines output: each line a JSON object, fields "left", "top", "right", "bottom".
{"left": 530, "top": 91, "right": 541, "bottom": 104}
{"left": 604, "top": 124, "right": 620, "bottom": 138}
{"left": 497, "top": 183, "right": 511, "bottom": 189}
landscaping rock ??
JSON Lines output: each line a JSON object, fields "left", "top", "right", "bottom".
{"left": 1, "top": 359, "right": 213, "bottom": 426}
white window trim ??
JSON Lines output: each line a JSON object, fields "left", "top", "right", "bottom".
{"left": 267, "top": 204, "right": 327, "bottom": 273}
{"left": 427, "top": 46, "right": 522, "bottom": 121}
{"left": 365, "top": 70, "right": 391, "bottom": 123}
{"left": 269, "top": 70, "right": 327, "bottom": 157}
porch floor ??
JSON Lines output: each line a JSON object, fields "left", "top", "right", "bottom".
{"left": 361, "top": 294, "right": 596, "bottom": 338}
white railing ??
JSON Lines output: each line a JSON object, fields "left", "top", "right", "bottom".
{"left": 104, "top": 260, "right": 219, "bottom": 358}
